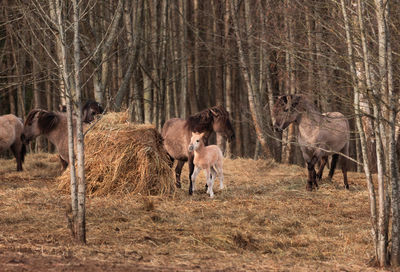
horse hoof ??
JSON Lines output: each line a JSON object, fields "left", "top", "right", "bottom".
{"left": 176, "top": 182, "right": 181, "bottom": 188}
{"left": 345, "top": 184, "right": 349, "bottom": 190}
{"left": 306, "top": 185, "right": 313, "bottom": 191}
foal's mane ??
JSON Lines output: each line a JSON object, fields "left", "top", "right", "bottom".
{"left": 186, "top": 105, "right": 229, "bottom": 132}
{"left": 25, "top": 109, "right": 60, "bottom": 134}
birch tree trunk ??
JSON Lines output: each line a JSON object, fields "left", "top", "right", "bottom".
{"left": 230, "top": 0, "right": 271, "bottom": 158}
{"left": 341, "top": 0, "right": 379, "bottom": 263}
{"left": 73, "top": 0, "right": 86, "bottom": 244}
{"left": 54, "top": 0, "right": 79, "bottom": 242}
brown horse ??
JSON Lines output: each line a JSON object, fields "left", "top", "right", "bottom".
{"left": 0, "top": 114, "right": 26, "bottom": 171}
{"left": 60, "top": 100, "right": 104, "bottom": 123}
{"left": 22, "top": 109, "right": 86, "bottom": 170}
{"left": 82, "top": 100, "right": 104, "bottom": 123}
{"left": 272, "top": 95, "right": 350, "bottom": 191}
{"left": 161, "top": 105, "right": 235, "bottom": 194}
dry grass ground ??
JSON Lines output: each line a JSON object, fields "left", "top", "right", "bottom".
{"left": 0, "top": 153, "right": 382, "bottom": 271}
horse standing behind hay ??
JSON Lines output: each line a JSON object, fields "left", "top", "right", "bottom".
{"left": 0, "top": 114, "right": 26, "bottom": 171}
{"left": 60, "top": 100, "right": 104, "bottom": 123}
{"left": 189, "top": 132, "right": 224, "bottom": 198}
{"left": 161, "top": 105, "right": 235, "bottom": 195}
{"left": 272, "top": 95, "right": 350, "bottom": 191}
{"left": 22, "top": 109, "right": 88, "bottom": 170}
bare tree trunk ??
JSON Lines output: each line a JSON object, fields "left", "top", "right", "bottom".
{"left": 230, "top": 0, "right": 271, "bottom": 158}
{"left": 72, "top": 0, "right": 86, "bottom": 244}
{"left": 54, "top": 0, "right": 79, "bottom": 241}
{"left": 341, "top": 0, "right": 379, "bottom": 262}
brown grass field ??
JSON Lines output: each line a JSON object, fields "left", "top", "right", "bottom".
{"left": 0, "top": 153, "right": 383, "bottom": 271}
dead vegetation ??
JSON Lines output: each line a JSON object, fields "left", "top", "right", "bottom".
{"left": 0, "top": 153, "right": 378, "bottom": 271}
{"left": 57, "top": 112, "right": 175, "bottom": 197}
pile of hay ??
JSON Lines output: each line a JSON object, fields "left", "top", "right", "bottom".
{"left": 58, "top": 112, "right": 175, "bottom": 197}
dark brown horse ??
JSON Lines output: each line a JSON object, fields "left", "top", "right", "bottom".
{"left": 82, "top": 100, "right": 104, "bottom": 123}
{"left": 161, "top": 105, "right": 235, "bottom": 194}
{"left": 272, "top": 95, "right": 350, "bottom": 191}
{"left": 60, "top": 100, "right": 104, "bottom": 123}
{"left": 0, "top": 114, "right": 26, "bottom": 171}
{"left": 22, "top": 109, "right": 87, "bottom": 170}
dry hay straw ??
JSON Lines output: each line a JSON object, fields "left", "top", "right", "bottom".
{"left": 58, "top": 112, "right": 175, "bottom": 197}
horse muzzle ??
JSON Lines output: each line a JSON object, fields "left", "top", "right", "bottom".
{"left": 188, "top": 145, "right": 194, "bottom": 152}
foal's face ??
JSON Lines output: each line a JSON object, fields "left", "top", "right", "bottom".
{"left": 188, "top": 132, "right": 204, "bottom": 152}
{"left": 272, "top": 95, "right": 301, "bottom": 132}
{"left": 21, "top": 112, "right": 41, "bottom": 144}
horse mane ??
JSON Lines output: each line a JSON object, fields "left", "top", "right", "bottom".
{"left": 83, "top": 100, "right": 104, "bottom": 113}
{"left": 25, "top": 109, "right": 41, "bottom": 125}
{"left": 38, "top": 111, "right": 59, "bottom": 134}
{"left": 25, "top": 109, "right": 60, "bottom": 134}
{"left": 186, "top": 105, "right": 229, "bottom": 133}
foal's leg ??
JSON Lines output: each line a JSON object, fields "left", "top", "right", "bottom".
{"left": 191, "top": 166, "right": 200, "bottom": 193}
{"left": 175, "top": 160, "right": 185, "bottom": 188}
{"left": 316, "top": 156, "right": 328, "bottom": 181}
{"left": 206, "top": 168, "right": 214, "bottom": 198}
{"left": 215, "top": 163, "right": 224, "bottom": 190}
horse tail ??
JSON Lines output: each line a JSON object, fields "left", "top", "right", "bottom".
{"left": 20, "top": 144, "right": 27, "bottom": 163}
{"left": 328, "top": 154, "right": 339, "bottom": 179}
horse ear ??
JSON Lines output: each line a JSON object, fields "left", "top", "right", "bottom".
{"left": 38, "top": 111, "right": 59, "bottom": 133}
{"left": 210, "top": 108, "right": 218, "bottom": 116}
{"left": 291, "top": 95, "right": 301, "bottom": 108}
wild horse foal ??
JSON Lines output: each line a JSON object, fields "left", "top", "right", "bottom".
{"left": 162, "top": 105, "right": 234, "bottom": 195}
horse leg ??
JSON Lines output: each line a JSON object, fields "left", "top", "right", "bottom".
{"left": 175, "top": 160, "right": 185, "bottom": 188}
{"left": 328, "top": 154, "right": 339, "bottom": 180}
{"left": 206, "top": 168, "right": 214, "bottom": 198}
{"left": 338, "top": 146, "right": 349, "bottom": 189}
{"left": 216, "top": 164, "right": 224, "bottom": 190}
{"left": 307, "top": 157, "right": 318, "bottom": 191}
{"left": 188, "top": 155, "right": 195, "bottom": 195}
{"left": 191, "top": 166, "right": 200, "bottom": 193}
{"left": 10, "top": 143, "right": 22, "bottom": 172}
{"left": 167, "top": 154, "right": 174, "bottom": 168}
{"left": 316, "top": 156, "right": 328, "bottom": 181}
{"left": 59, "top": 155, "right": 68, "bottom": 171}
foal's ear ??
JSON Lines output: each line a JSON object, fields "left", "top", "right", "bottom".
{"left": 38, "top": 111, "right": 59, "bottom": 133}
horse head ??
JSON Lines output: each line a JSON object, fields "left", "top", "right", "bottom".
{"left": 209, "top": 105, "right": 235, "bottom": 142}
{"left": 188, "top": 132, "right": 205, "bottom": 152}
{"left": 272, "top": 95, "right": 303, "bottom": 132}
{"left": 82, "top": 100, "right": 104, "bottom": 123}
{"left": 21, "top": 109, "right": 59, "bottom": 144}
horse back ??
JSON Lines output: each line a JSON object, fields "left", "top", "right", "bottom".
{"left": 319, "top": 112, "right": 350, "bottom": 152}
{"left": 0, "top": 114, "right": 23, "bottom": 150}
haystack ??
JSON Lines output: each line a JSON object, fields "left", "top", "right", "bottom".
{"left": 58, "top": 112, "right": 175, "bottom": 197}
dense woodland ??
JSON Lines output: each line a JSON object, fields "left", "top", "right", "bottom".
{"left": 1, "top": 0, "right": 400, "bottom": 267}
